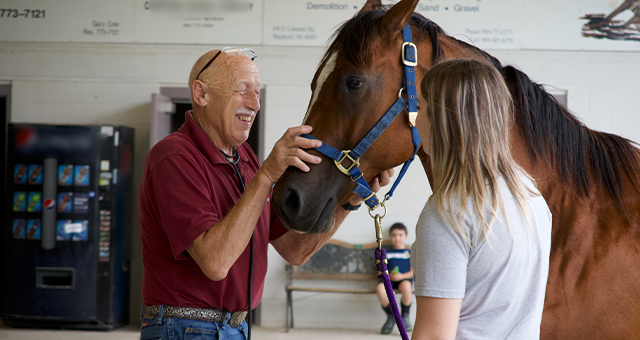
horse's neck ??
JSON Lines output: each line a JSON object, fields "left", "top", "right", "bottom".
{"left": 416, "top": 146, "right": 434, "bottom": 189}
{"left": 509, "top": 125, "right": 560, "bottom": 197}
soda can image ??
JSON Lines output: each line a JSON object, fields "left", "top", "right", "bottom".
{"left": 14, "top": 164, "right": 27, "bottom": 184}
{"left": 56, "top": 220, "right": 73, "bottom": 241}
{"left": 58, "top": 165, "right": 74, "bottom": 186}
{"left": 26, "top": 219, "right": 41, "bottom": 240}
{"left": 28, "top": 164, "right": 43, "bottom": 185}
{"left": 57, "top": 192, "right": 73, "bottom": 213}
{"left": 12, "top": 219, "right": 26, "bottom": 239}
{"left": 27, "top": 192, "right": 42, "bottom": 212}
{"left": 72, "top": 220, "right": 89, "bottom": 241}
{"left": 13, "top": 192, "right": 27, "bottom": 212}
{"left": 74, "top": 165, "right": 90, "bottom": 186}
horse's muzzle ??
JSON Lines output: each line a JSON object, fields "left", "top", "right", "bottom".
{"left": 273, "top": 164, "right": 350, "bottom": 234}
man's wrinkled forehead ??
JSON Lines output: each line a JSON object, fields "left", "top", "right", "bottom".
{"left": 189, "top": 50, "right": 259, "bottom": 88}
{"left": 205, "top": 54, "right": 260, "bottom": 88}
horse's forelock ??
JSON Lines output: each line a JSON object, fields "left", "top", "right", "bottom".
{"left": 323, "top": 9, "right": 386, "bottom": 67}
{"left": 324, "top": 7, "right": 456, "bottom": 70}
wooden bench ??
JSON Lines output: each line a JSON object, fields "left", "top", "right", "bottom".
{"left": 285, "top": 239, "right": 399, "bottom": 331}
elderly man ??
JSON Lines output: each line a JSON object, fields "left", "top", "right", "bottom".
{"left": 138, "top": 47, "right": 391, "bottom": 339}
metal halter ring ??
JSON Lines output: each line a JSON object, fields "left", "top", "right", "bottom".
{"left": 368, "top": 201, "right": 387, "bottom": 219}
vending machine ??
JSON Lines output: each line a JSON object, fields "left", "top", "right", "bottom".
{"left": 3, "top": 123, "right": 133, "bottom": 330}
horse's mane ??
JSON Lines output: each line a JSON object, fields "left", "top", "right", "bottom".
{"left": 503, "top": 67, "right": 640, "bottom": 202}
{"left": 327, "top": 7, "right": 640, "bottom": 209}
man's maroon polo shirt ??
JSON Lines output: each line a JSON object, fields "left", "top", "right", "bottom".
{"left": 139, "top": 112, "right": 288, "bottom": 312}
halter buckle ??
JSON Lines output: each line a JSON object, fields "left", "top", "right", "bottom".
{"left": 401, "top": 42, "right": 418, "bottom": 67}
{"left": 368, "top": 199, "right": 387, "bottom": 217}
{"left": 363, "top": 191, "right": 380, "bottom": 210}
{"left": 334, "top": 150, "right": 359, "bottom": 176}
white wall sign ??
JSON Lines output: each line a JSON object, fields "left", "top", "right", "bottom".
{"left": 263, "top": 0, "right": 523, "bottom": 49}
{"left": 263, "top": 0, "right": 362, "bottom": 46}
{"left": 415, "top": 0, "right": 523, "bottom": 50}
{"left": 523, "top": 0, "right": 640, "bottom": 51}
{"left": 134, "top": 0, "right": 263, "bottom": 44}
{"left": 0, "top": 0, "right": 135, "bottom": 43}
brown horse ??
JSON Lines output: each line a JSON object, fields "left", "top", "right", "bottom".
{"left": 272, "top": 0, "right": 640, "bottom": 338}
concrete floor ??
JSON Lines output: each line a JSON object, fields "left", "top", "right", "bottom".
{"left": 0, "top": 323, "right": 409, "bottom": 339}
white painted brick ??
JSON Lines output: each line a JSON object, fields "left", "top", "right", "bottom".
{"left": 115, "top": 82, "right": 159, "bottom": 104}
{"left": 11, "top": 81, "right": 34, "bottom": 102}
{"left": 265, "top": 84, "right": 311, "bottom": 108}
{"left": 124, "top": 125, "right": 151, "bottom": 155}
{"left": 28, "top": 81, "right": 74, "bottom": 104}
{"left": 119, "top": 104, "right": 153, "bottom": 126}
{"left": 566, "top": 89, "right": 590, "bottom": 115}
{"left": 11, "top": 101, "right": 54, "bottom": 123}
{"left": 611, "top": 112, "right": 640, "bottom": 143}
{"left": 590, "top": 90, "right": 634, "bottom": 113}
{"left": 580, "top": 111, "right": 613, "bottom": 134}
{"left": 74, "top": 82, "right": 119, "bottom": 104}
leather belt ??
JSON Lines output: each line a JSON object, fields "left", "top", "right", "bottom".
{"left": 142, "top": 305, "right": 248, "bottom": 328}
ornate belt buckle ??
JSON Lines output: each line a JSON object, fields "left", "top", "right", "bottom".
{"left": 229, "top": 311, "right": 248, "bottom": 328}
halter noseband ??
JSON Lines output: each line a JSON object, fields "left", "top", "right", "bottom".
{"left": 302, "top": 25, "right": 421, "bottom": 211}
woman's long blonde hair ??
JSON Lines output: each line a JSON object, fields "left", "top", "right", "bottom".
{"left": 420, "top": 58, "right": 536, "bottom": 244}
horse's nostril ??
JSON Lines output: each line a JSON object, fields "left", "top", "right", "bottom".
{"left": 282, "top": 188, "right": 301, "bottom": 216}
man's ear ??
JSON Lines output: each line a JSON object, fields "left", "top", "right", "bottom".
{"left": 191, "top": 80, "right": 208, "bottom": 107}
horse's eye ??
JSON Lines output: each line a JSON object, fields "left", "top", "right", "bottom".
{"left": 346, "top": 79, "right": 363, "bottom": 91}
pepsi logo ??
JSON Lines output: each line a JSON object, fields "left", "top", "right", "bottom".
{"left": 44, "top": 199, "right": 56, "bottom": 210}
{"left": 15, "top": 127, "right": 37, "bottom": 150}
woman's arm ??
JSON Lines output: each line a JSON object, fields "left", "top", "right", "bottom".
{"left": 411, "top": 296, "right": 462, "bottom": 340}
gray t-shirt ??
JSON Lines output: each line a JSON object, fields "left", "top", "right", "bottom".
{"left": 411, "top": 176, "right": 552, "bottom": 340}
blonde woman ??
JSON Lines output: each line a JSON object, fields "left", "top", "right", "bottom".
{"left": 410, "top": 59, "right": 552, "bottom": 340}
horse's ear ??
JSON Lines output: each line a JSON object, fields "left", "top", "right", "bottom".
{"left": 358, "top": 0, "right": 382, "bottom": 14}
{"left": 379, "top": 0, "right": 419, "bottom": 39}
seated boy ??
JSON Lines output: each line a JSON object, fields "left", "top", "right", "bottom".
{"left": 377, "top": 222, "right": 413, "bottom": 334}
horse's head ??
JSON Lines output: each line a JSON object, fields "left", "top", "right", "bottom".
{"left": 273, "top": 0, "right": 428, "bottom": 234}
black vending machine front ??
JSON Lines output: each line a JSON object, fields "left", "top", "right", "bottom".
{"left": 3, "top": 124, "right": 134, "bottom": 330}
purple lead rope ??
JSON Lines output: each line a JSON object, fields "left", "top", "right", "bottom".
{"left": 375, "top": 246, "right": 410, "bottom": 340}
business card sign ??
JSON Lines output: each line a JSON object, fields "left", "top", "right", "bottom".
{"left": 0, "top": 0, "right": 135, "bottom": 43}
{"left": 134, "top": 0, "right": 263, "bottom": 44}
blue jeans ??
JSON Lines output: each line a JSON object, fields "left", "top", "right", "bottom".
{"left": 140, "top": 306, "right": 248, "bottom": 340}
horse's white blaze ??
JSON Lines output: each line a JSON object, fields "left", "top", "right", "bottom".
{"left": 303, "top": 51, "right": 338, "bottom": 124}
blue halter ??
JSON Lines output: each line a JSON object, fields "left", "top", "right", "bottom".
{"left": 302, "top": 25, "right": 421, "bottom": 211}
